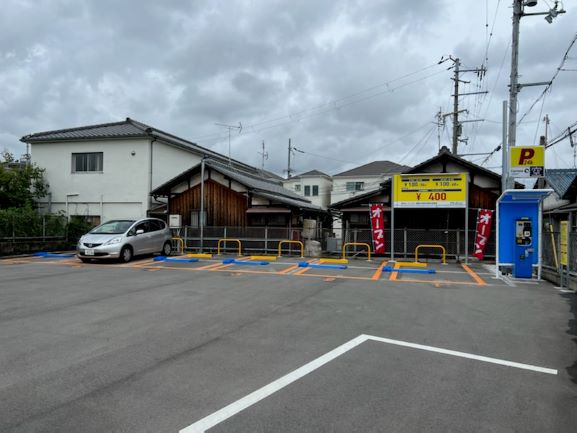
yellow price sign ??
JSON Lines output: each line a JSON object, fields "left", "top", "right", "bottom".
{"left": 393, "top": 173, "right": 467, "bottom": 208}
{"left": 560, "top": 220, "right": 568, "bottom": 266}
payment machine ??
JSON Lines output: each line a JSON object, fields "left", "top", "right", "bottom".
{"left": 513, "top": 217, "right": 533, "bottom": 278}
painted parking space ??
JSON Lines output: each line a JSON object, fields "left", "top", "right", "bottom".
{"left": 0, "top": 253, "right": 494, "bottom": 287}
{"left": 189, "top": 334, "right": 560, "bottom": 433}
{"left": 0, "top": 254, "right": 573, "bottom": 432}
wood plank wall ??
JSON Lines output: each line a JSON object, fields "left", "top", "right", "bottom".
{"left": 169, "top": 179, "right": 248, "bottom": 226}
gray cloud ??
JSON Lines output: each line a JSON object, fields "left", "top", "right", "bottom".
{"left": 0, "top": 0, "right": 575, "bottom": 175}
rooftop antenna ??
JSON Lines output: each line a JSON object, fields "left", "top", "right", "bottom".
{"left": 258, "top": 140, "right": 268, "bottom": 170}
{"left": 215, "top": 122, "right": 242, "bottom": 165}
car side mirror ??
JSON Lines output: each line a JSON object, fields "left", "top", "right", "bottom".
{"left": 136, "top": 229, "right": 144, "bottom": 235}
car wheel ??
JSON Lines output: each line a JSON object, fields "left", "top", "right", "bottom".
{"left": 80, "top": 258, "right": 91, "bottom": 263}
{"left": 119, "top": 246, "right": 133, "bottom": 263}
{"left": 162, "top": 241, "right": 172, "bottom": 256}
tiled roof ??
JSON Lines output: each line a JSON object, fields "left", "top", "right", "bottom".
{"left": 21, "top": 119, "right": 149, "bottom": 141}
{"left": 151, "top": 160, "right": 324, "bottom": 212}
{"left": 208, "top": 160, "right": 304, "bottom": 201}
{"left": 291, "top": 169, "right": 331, "bottom": 179}
{"left": 333, "top": 160, "right": 410, "bottom": 177}
{"left": 21, "top": 118, "right": 279, "bottom": 178}
{"left": 544, "top": 168, "right": 577, "bottom": 199}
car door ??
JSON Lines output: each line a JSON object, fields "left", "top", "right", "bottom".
{"left": 148, "top": 220, "right": 167, "bottom": 252}
{"left": 131, "top": 221, "right": 152, "bottom": 255}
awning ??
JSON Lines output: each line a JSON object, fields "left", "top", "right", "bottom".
{"left": 497, "top": 189, "right": 552, "bottom": 203}
{"left": 246, "top": 207, "right": 291, "bottom": 214}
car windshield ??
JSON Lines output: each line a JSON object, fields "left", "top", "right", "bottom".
{"left": 90, "top": 220, "right": 135, "bottom": 235}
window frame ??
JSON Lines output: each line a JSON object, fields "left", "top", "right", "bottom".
{"left": 71, "top": 152, "right": 103, "bottom": 173}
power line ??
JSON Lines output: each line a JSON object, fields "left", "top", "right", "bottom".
{"left": 518, "top": 32, "right": 577, "bottom": 126}
{"left": 191, "top": 61, "right": 451, "bottom": 143}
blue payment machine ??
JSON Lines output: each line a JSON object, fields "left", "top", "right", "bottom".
{"left": 513, "top": 217, "right": 533, "bottom": 278}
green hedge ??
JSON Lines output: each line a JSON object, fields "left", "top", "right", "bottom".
{"left": 0, "top": 208, "right": 67, "bottom": 238}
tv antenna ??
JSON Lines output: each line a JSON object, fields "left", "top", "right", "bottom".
{"left": 215, "top": 122, "right": 242, "bottom": 165}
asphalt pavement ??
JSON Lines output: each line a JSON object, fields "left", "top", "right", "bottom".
{"left": 0, "top": 256, "right": 575, "bottom": 432}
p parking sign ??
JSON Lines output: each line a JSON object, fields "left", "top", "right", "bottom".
{"left": 510, "top": 146, "right": 544, "bottom": 178}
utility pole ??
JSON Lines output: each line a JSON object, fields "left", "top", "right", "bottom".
{"left": 449, "top": 57, "right": 487, "bottom": 155}
{"left": 506, "top": 0, "right": 565, "bottom": 189}
{"left": 286, "top": 138, "right": 293, "bottom": 179}
{"left": 452, "top": 58, "right": 461, "bottom": 155}
{"left": 258, "top": 140, "right": 268, "bottom": 171}
{"left": 215, "top": 122, "right": 242, "bottom": 166}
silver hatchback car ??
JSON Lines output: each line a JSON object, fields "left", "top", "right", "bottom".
{"left": 77, "top": 218, "right": 172, "bottom": 263}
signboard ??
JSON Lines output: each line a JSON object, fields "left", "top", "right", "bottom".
{"left": 393, "top": 173, "right": 467, "bottom": 208}
{"left": 509, "top": 146, "right": 545, "bottom": 178}
{"left": 560, "top": 220, "right": 568, "bottom": 266}
{"left": 473, "top": 209, "right": 493, "bottom": 260}
{"left": 369, "top": 204, "right": 385, "bottom": 254}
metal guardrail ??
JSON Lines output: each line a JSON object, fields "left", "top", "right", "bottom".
{"left": 277, "top": 240, "right": 304, "bottom": 257}
{"left": 342, "top": 242, "right": 371, "bottom": 261}
{"left": 415, "top": 244, "right": 447, "bottom": 264}
{"left": 217, "top": 238, "right": 242, "bottom": 256}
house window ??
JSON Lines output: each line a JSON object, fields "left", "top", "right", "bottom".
{"left": 295, "top": 184, "right": 301, "bottom": 192}
{"left": 72, "top": 153, "right": 103, "bottom": 173}
{"left": 312, "top": 185, "right": 319, "bottom": 196}
{"left": 304, "top": 185, "right": 311, "bottom": 196}
{"left": 346, "top": 181, "right": 364, "bottom": 192}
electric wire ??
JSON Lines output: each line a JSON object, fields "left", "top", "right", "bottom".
{"left": 518, "top": 32, "right": 577, "bottom": 126}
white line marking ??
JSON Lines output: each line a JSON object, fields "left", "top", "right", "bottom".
{"left": 179, "top": 335, "right": 367, "bottom": 433}
{"left": 501, "top": 275, "right": 516, "bottom": 287}
{"left": 362, "top": 335, "right": 557, "bottom": 374}
{"left": 178, "top": 334, "right": 557, "bottom": 432}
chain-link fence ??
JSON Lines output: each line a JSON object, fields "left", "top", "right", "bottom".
{"left": 541, "top": 227, "right": 577, "bottom": 287}
{"left": 180, "top": 226, "right": 333, "bottom": 255}
{"left": 339, "top": 228, "right": 488, "bottom": 261}
{"left": 179, "top": 226, "right": 491, "bottom": 261}
{"left": 0, "top": 213, "right": 67, "bottom": 240}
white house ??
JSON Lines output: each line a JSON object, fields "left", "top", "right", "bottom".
{"left": 21, "top": 118, "right": 275, "bottom": 224}
{"left": 331, "top": 160, "right": 410, "bottom": 204}
{"left": 330, "top": 160, "right": 409, "bottom": 236}
{"left": 282, "top": 170, "right": 333, "bottom": 209}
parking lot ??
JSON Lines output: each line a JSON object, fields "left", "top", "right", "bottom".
{"left": 1, "top": 254, "right": 576, "bottom": 432}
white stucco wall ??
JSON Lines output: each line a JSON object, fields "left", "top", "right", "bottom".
{"left": 31, "top": 138, "right": 208, "bottom": 222}
{"left": 31, "top": 139, "right": 151, "bottom": 221}
{"left": 283, "top": 176, "right": 333, "bottom": 208}
{"left": 152, "top": 141, "right": 202, "bottom": 189}
{"left": 331, "top": 175, "right": 388, "bottom": 204}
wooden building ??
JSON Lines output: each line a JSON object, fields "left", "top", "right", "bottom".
{"left": 329, "top": 147, "right": 508, "bottom": 257}
{"left": 151, "top": 160, "right": 329, "bottom": 228}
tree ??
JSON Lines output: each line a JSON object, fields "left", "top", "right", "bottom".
{"left": 0, "top": 151, "right": 48, "bottom": 209}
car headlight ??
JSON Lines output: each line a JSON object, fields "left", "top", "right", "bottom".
{"left": 103, "top": 237, "right": 122, "bottom": 246}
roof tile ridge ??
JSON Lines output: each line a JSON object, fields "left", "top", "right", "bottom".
{"left": 25, "top": 119, "right": 132, "bottom": 138}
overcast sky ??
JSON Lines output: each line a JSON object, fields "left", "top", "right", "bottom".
{"left": 1, "top": 0, "right": 576, "bottom": 176}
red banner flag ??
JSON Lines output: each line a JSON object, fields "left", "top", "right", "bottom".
{"left": 369, "top": 204, "right": 385, "bottom": 254}
{"left": 473, "top": 209, "right": 493, "bottom": 260}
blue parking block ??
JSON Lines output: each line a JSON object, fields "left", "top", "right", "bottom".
{"left": 153, "top": 256, "right": 200, "bottom": 263}
{"left": 381, "top": 266, "right": 436, "bottom": 274}
{"left": 298, "top": 262, "right": 348, "bottom": 270}
{"left": 222, "top": 259, "right": 269, "bottom": 266}
{"left": 33, "top": 252, "right": 76, "bottom": 258}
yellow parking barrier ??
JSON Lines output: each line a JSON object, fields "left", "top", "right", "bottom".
{"left": 172, "top": 237, "right": 184, "bottom": 255}
{"left": 250, "top": 255, "right": 278, "bottom": 261}
{"left": 319, "top": 258, "right": 349, "bottom": 264}
{"left": 217, "top": 239, "right": 242, "bottom": 256}
{"left": 277, "top": 240, "right": 304, "bottom": 258}
{"left": 397, "top": 261, "right": 428, "bottom": 268}
{"left": 415, "top": 244, "right": 446, "bottom": 264}
{"left": 186, "top": 253, "right": 213, "bottom": 259}
{"left": 342, "top": 242, "right": 371, "bottom": 261}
